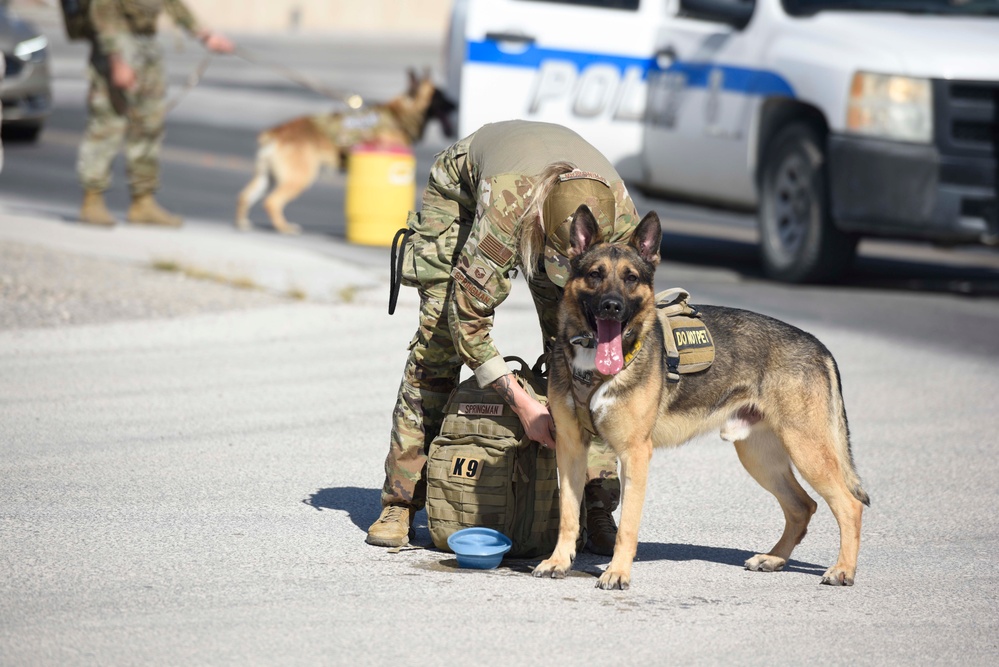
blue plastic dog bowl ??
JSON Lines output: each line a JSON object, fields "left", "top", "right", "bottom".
{"left": 447, "top": 527, "right": 513, "bottom": 569}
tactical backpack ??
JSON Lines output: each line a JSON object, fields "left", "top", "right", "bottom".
{"left": 60, "top": 0, "right": 95, "bottom": 41}
{"left": 426, "top": 357, "right": 559, "bottom": 559}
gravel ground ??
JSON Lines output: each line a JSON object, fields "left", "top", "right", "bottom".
{"left": 0, "top": 241, "right": 293, "bottom": 330}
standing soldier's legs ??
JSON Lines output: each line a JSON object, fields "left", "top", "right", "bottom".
{"left": 368, "top": 146, "right": 471, "bottom": 547}
{"left": 528, "top": 272, "right": 620, "bottom": 555}
{"left": 77, "top": 51, "right": 126, "bottom": 226}
{"left": 124, "top": 38, "right": 181, "bottom": 227}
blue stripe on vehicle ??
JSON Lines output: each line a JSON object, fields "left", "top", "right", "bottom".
{"left": 466, "top": 39, "right": 795, "bottom": 97}
{"left": 467, "top": 39, "right": 655, "bottom": 77}
{"left": 661, "top": 60, "right": 795, "bottom": 97}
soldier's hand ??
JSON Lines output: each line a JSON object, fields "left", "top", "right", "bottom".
{"left": 199, "top": 30, "right": 235, "bottom": 54}
{"left": 518, "top": 400, "right": 557, "bottom": 450}
{"left": 109, "top": 55, "right": 137, "bottom": 91}
{"left": 492, "top": 372, "right": 557, "bottom": 449}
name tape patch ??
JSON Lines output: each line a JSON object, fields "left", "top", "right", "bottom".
{"left": 458, "top": 402, "right": 504, "bottom": 417}
{"left": 450, "top": 455, "right": 483, "bottom": 480}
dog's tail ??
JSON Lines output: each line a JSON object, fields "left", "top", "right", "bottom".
{"left": 826, "top": 356, "right": 870, "bottom": 507}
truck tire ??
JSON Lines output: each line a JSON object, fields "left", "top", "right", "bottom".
{"left": 758, "top": 122, "right": 857, "bottom": 283}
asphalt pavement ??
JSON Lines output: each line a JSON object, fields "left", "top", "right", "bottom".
{"left": 1, "top": 200, "right": 998, "bottom": 666}
{"left": 2, "top": 9, "right": 998, "bottom": 665}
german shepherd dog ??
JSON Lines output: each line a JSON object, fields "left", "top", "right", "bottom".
{"left": 533, "top": 206, "right": 870, "bottom": 590}
{"left": 235, "top": 70, "right": 456, "bottom": 235}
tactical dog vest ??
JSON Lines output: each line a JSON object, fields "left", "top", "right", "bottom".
{"left": 426, "top": 357, "right": 559, "bottom": 559}
{"left": 570, "top": 288, "right": 715, "bottom": 436}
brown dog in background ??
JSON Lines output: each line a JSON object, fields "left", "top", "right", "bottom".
{"left": 533, "top": 206, "right": 869, "bottom": 590}
{"left": 235, "top": 70, "right": 456, "bottom": 234}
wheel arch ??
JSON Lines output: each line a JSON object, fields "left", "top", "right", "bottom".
{"left": 754, "top": 98, "right": 829, "bottom": 189}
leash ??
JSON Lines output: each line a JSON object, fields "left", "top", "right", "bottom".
{"left": 233, "top": 47, "right": 365, "bottom": 110}
{"left": 388, "top": 228, "right": 413, "bottom": 315}
{"left": 164, "top": 46, "right": 366, "bottom": 114}
{"left": 165, "top": 51, "right": 214, "bottom": 113}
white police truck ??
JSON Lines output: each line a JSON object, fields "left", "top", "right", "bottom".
{"left": 446, "top": 0, "right": 999, "bottom": 282}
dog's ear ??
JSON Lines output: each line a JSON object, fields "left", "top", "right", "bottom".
{"left": 407, "top": 68, "right": 419, "bottom": 96}
{"left": 629, "top": 211, "right": 663, "bottom": 266}
{"left": 568, "top": 204, "right": 601, "bottom": 258}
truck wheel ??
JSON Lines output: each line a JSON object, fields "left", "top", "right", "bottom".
{"left": 758, "top": 122, "right": 857, "bottom": 283}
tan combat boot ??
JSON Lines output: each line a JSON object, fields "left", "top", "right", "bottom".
{"left": 365, "top": 504, "right": 415, "bottom": 547}
{"left": 79, "top": 190, "right": 116, "bottom": 227}
{"left": 584, "top": 505, "right": 618, "bottom": 556}
{"left": 127, "top": 194, "right": 183, "bottom": 228}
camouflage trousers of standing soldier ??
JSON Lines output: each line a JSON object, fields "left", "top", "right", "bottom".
{"left": 380, "top": 135, "right": 620, "bottom": 514}
{"left": 77, "top": 36, "right": 166, "bottom": 196}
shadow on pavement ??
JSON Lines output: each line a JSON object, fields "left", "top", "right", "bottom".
{"left": 635, "top": 541, "right": 825, "bottom": 575}
{"left": 303, "top": 486, "right": 382, "bottom": 531}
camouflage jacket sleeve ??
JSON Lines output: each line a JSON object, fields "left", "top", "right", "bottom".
{"left": 162, "top": 0, "right": 201, "bottom": 34}
{"left": 447, "top": 174, "right": 533, "bottom": 387}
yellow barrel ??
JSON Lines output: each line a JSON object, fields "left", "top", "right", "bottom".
{"left": 345, "top": 143, "right": 416, "bottom": 246}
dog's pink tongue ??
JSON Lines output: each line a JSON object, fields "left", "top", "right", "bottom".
{"left": 595, "top": 319, "right": 624, "bottom": 375}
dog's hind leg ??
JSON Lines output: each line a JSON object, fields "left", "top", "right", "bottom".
{"left": 533, "top": 426, "right": 588, "bottom": 580}
{"left": 735, "top": 427, "right": 818, "bottom": 574}
{"left": 263, "top": 146, "right": 320, "bottom": 236}
{"left": 236, "top": 143, "right": 274, "bottom": 231}
{"left": 779, "top": 425, "right": 866, "bottom": 586}
{"left": 263, "top": 178, "right": 310, "bottom": 236}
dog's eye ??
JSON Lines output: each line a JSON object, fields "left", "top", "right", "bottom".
{"left": 624, "top": 273, "right": 639, "bottom": 284}
{"left": 588, "top": 270, "right": 602, "bottom": 281}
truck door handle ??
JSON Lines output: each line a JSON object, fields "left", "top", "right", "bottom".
{"left": 655, "top": 46, "right": 678, "bottom": 69}
{"left": 485, "top": 32, "right": 536, "bottom": 45}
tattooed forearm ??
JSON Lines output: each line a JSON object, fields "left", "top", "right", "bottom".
{"left": 492, "top": 374, "right": 516, "bottom": 406}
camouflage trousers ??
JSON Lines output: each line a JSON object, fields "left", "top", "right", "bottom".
{"left": 77, "top": 36, "right": 166, "bottom": 196}
{"left": 380, "top": 138, "right": 620, "bottom": 513}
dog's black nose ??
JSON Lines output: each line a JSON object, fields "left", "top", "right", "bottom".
{"left": 599, "top": 296, "right": 624, "bottom": 320}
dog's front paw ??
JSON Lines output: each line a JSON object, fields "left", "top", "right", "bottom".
{"left": 820, "top": 565, "right": 855, "bottom": 586}
{"left": 596, "top": 568, "right": 630, "bottom": 590}
{"left": 532, "top": 557, "right": 571, "bottom": 580}
{"left": 278, "top": 223, "right": 302, "bottom": 236}
{"left": 745, "top": 554, "right": 786, "bottom": 572}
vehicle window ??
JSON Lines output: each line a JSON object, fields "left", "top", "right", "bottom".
{"left": 783, "top": 0, "right": 999, "bottom": 16}
{"left": 515, "top": 0, "right": 641, "bottom": 10}
{"left": 677, "top": 0, "right": 756, "bottom": 26}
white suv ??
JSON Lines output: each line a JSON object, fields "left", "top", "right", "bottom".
{"left": 446, "top": 0, "right": 999, "bottom": 282}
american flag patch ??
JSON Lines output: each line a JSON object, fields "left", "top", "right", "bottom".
{"left": 478, "top": 234, "right": 514, "bottom": 266}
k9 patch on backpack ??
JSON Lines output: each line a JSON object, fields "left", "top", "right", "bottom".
{"left": 426, "top": 357, "right": 559, "bottom": 559}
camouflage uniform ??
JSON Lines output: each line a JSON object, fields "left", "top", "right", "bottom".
{"left": 381, "top": 120, "right": 640, "bottom": 516}
{"left": 77, "top": 0, "right": 200, "bottom": 196}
